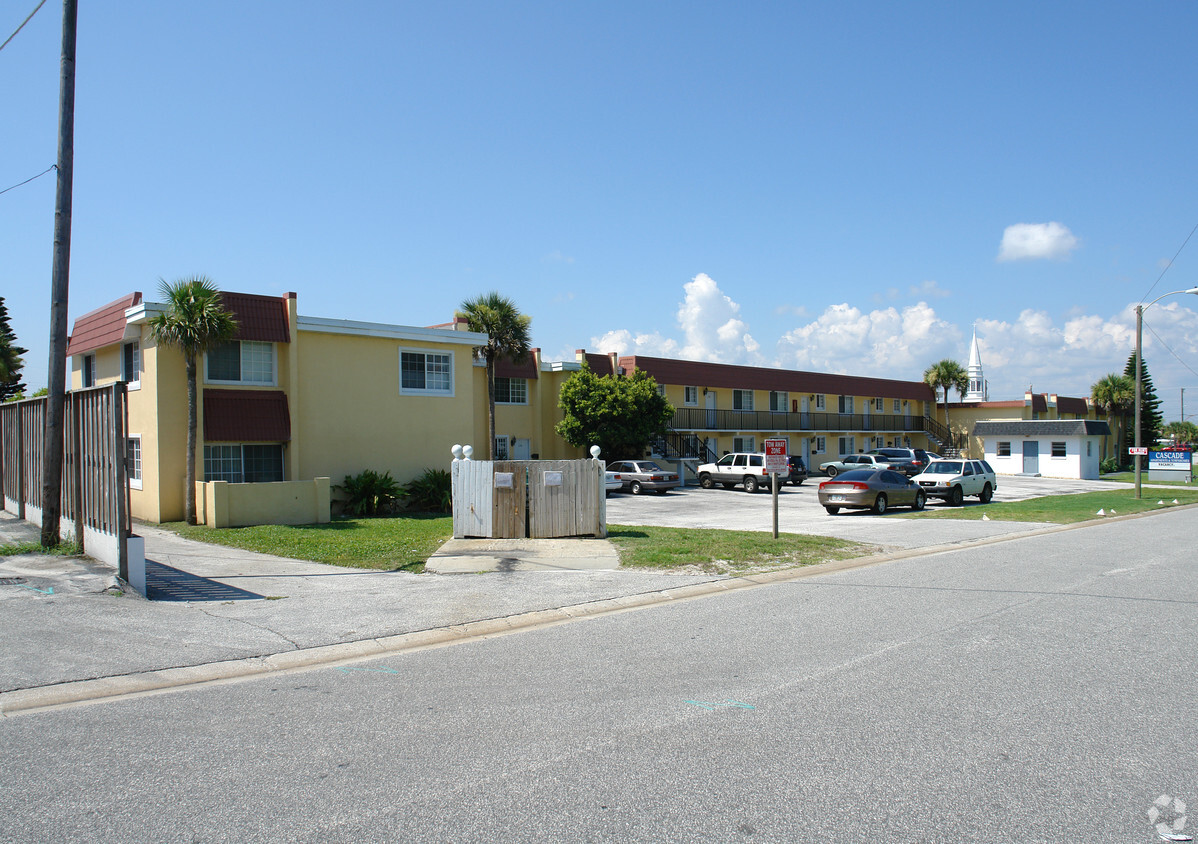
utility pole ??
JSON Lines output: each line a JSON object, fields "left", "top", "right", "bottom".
{"left": 41, "top": 0, "right": 78, "bottom": 547}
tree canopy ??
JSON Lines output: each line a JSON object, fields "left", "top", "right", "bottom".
{"left": 1090, "top": 372, "right": 1134, "bottom": 460}
{"left": 0, "top": 296, "right": 28, "bottom": 401}
{"left": 149, "top": 276, "right": 238, "bottom": 524}
{"left": 1125, "top": 352, "right": 1163, "bottom": 449}
{"left": 922, "top": 358, "right": 968, "bottom": 433}
{"left": 556, "top": 367, "right": 674, "bottom": 460}
{"left": 457, "top": 292, "right": 532, "bottom": 460}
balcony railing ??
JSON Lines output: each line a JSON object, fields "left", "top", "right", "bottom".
{"left": 670, "top": 406, "right": 933, "bottom": 434}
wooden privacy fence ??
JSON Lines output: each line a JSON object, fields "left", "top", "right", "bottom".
{"left": 0, "top": 385, "right": 137, "bottom": 581}
{"left": 451, "top": 449, "right": 606, "bottom": 539}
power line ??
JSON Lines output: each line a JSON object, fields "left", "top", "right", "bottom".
{"left": 1142, "top": 219, "right": 1198, "bottom": 304}
{"left": 1143, "top": 318, "right": 1198, "bottom": 380}
{"left": 0, "top": 164, "right": 56, "bottom": 196}
{"left": 0, "top": 0, "right": 47, "bottom": 53}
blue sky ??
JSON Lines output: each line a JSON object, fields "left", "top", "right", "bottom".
{"left": 4, "top": 1, "right": 1198, "bottom": 420}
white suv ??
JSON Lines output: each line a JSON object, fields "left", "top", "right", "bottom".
{"left": 911, "top": 459, "right": 997, "bottom": 506}
{"left": 698, "top": 452, "right": 771, "bottom": 493}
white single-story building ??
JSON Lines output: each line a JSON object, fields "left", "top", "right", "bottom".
{"left": 973, "top": 420, "right": 1112, "bottom": 480}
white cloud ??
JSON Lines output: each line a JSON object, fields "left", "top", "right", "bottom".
{"left": 909, "top": 279, "right": 950, "bottom": 298}
{"left": 997, "top": 222, "right": 1079, "bottom": 262}
{"left": 589, "top": 328, "right": 678, "bottom": 358}
{"left": 674, "top": 273, "right": 762, "bottom": 364}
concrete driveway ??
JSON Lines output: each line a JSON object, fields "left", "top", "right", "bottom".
{"left": 605, "top": 474, "right": 1152, "bottom": 550}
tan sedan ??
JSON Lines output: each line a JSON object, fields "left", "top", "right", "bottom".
{"left": 817, "top": 468, "right": 927, "bottom": 515}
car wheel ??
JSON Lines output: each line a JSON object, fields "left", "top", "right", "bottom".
{"left": 743, "top": 475, "right": 759, "bottom": 493}
{"left": 912, "top": 490, "right": 926, "bottom": 511}
{"left": 949, "top": 485, "right": 964, "bottom": 506}
{"left": 825, "top": 505, "right": 840, "bottom": 515}
{"left": 630, "top": 481, "right": 643, "bottom": 495}
{"left": 792, "top": 480, "right": 804, "bottom": 486}
{"left": 825, "top": 466, "right": 838, "bottom": 478}
{"left": 872, "top": 493, "right": 888, "bottom": 515}
{"left": 979, "top": 482, "right": 993, "bottom": 503}
{"left": 699, "top": 474, "right": 714, "bottom": 490}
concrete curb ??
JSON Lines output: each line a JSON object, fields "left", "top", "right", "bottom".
{"left": 4, "top": 503, "right": 1194, "bottom": 717}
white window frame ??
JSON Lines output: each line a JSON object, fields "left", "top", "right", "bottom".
{"left": 815, "top": 436, "right": 825, "bottom": 453}
{"left": 495, "top": 377, "right": 528, "bottom": 405}
{"left": 122, "top": 341, "right": 141, "bottom": 390}
{"left": 770, "top": 391, "right": 788, "bottom": 412}
{"left": 893, "top": 398, "right": 901, "bottom": 412}
{"left": 684, "top": 386, "right": 698, "bottom": 406}
{"left": 494, "top": 435, "right": 510, "bottom": 460}
{"left": 82, "top": 354, "right": 96, "bottom": 388}
{"left": 874, "top": 397, "right": 884, "bottom": 412}
{"left": 399, "top": 348, "right": 455, "bottom": 396}
{"left": 1051, "top": 441, "right": 1067, "bottom": 458}
{"left": 733, "top": 435, "right": 755, "bottom": 453}
{"left": 205, "top": 340, "right": 277, "bottom": 386}
{"left": 203, "top": 443, "right": 285, "bottom": 483}
{"left": 733, "top": 390, "right": 754, "bottom": 411}
{"left": 838, "top": 395, "right": 854, "bottom": 414}
{"left": 997, "top": 441, "right": 1011, "bottom": 457}
{"left": 126, "top": 435, "right": 142, "bottom": 490}
{"left": 838, "top": 435, "right": 855, "bottom": 456}
{"left": 815, "top": 394, "right": 825, "bottom": 410}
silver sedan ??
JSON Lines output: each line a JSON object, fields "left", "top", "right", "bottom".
{"left": 817, "top": 468, "right": 927, "bottom": 515}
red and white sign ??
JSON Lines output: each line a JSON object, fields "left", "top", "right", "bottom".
{"left": 1129, "top": 447, "right": 1149, "bottom": 455}
{"left": 764, "top": 438, "right": 789, "bottom": 474}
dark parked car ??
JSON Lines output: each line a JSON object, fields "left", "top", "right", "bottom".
{"left": 786, "top": 455, "right": 809, "bottom": 486}
{"left": 817, "top": 468, "right": 927, "bottom": 515}
{"left": 606, "top": 460, "right": 681, "bottom": 495}
{"left": 865, "top": 447, "right": 931, "bottom": 477}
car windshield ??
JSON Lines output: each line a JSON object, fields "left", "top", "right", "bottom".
{"left": 926, "top": 461, "right": 963, "bottom": 475}
{"left": 829, "top": 469, "right": 877, "bottom": 482}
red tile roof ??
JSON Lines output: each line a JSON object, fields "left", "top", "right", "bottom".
{"left": 495, "top": 350, "right": 539, "bottom": 380}
{"left": 619, "top": 355, "right": 935, "bottom": 401}
{"left": 66, "top": 292, "right": 142, "bottom": 356}
{"left": 203, "top": 389, "right": 291, "bottom": 442}
{"left": 219, "top": 292, "right": 290, "bottom": 343}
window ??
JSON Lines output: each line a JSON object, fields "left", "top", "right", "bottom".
{"left": 815, "top": 436, "right": 825, "bottom": 453}
{"left": 1051, "top": 441, "right": 1067, "bottom": 458}
{"left": 997, "top": 442, "right": 1011, "bottom": 457}
{"left": 494, "top": 377, "right": 527, "bottom": 405}
{"left": 838, "top": 396, "right": 854, "bottom": 414}
{"left": 1087, "top": 441, "right": 1092, "bottom": 457}
{"left": 815, "top": 394, "right": 825, "bottom": 410}
{"left": 733, "top": 390, "right": 754, "bottom": 411}
{"left": 658, "top": 384, "right": 667, "bottom": 397}
{"left": 400, "top": 349, "right": 453, "bottom": 395}
{"left": 82, "top": 354, "right": 96, "bottom": 388}
{"left": 874, "top": 397, "right": 884, "bottom": 411}
{"left": 893, "top": 398, "right": 901, "bottom": 412}
{"left": 122, "top": 341, "right": 140, "bottom": 387}
{"left": 126, "top": 436, "right": 142, "bottom": 489}
{"left": 733, "top": 436, "right": 755, "bottom": 453}
{"left": 838, "top": 436, "right": 855, "bottom": 455}
{"left": 684, "top": 386, "right": 698, "bottom": 406}
{"left": 770, "top": 391, "right": 788, "bottom": 412}
{"left": 203, "top": 444, "right": 284, "bottom": 483}
{"left": 207, "top": 341, "right": 275, "bottom": 385}
{"left": 494, "top": 436, "right": 510, "bottom": 460}
{"left": 875, "top": 436, "right": 885, "bottom": 449}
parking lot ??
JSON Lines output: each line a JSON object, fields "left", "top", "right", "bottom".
{"left": 605, "top": 474, "right": 1146, "bottom": 550}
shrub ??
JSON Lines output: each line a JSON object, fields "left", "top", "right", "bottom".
{"left": 404, "top": 468, "right": 452, "bottom": 513}
{"left": 336, "top": 469, "right": 403, "bottom": 517}
{"left": 1100, "top": 457, "right": 1125, "bottom": 474}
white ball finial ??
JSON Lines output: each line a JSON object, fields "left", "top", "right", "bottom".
{"left": 589, "top": 445, "right": 601, "bottom": 459}
{"left": 451, "top": 444, "right": 464, "bottom": 460}
{"left": 463, "top": 445, "right": 474, "bottom": 460}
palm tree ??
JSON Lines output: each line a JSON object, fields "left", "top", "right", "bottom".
{"left": 1090, "top": 373, "right": 1134, "bottom": 461}
{"left": 148, "top": 277, "right": 238, "bottom": 524}
{"left": 923, "top": 358, "right": 969, "bottom": 435}
{"left": 457, "top": 292, "right": 531, "bottom": 460}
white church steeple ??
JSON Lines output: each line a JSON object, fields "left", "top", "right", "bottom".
{"left": 964, "top": 326, "right": 987, "bottom": 402}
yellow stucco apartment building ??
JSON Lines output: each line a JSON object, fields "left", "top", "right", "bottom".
{"left": 68, "top": 289, "right": 957, "bottom": 525}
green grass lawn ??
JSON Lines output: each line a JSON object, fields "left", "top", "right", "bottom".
{"left": 162, "top": 514, "right": 452, "bottom": 572}
{"left": 903, "top": 488, "right": 1198, "bottom": 523}
{"left": 160, "top": 515, "right": 875, "bottom": 575}
{"left": 608, "top": 525, "right": 871, "bottom": 574}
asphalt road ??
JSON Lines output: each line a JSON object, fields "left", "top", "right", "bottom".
{"left": 2, "top": 505, "right": 1194, "bottom": 843}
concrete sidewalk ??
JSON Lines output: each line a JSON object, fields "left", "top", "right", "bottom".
{"left": 0, "top": 515, "right": 726, "bottom": 712}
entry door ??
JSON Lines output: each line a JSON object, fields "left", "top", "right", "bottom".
{"left": 511, "top": 438, "right": 531, "bottom": 460}
{"left": 800, "top": 395, "right": 810, "bottom": 430}
{"left": 706, "top": 390, "right": 717, "bottom": 428}
{"left": 1022, "top": 441, "right": 1039, "bottom": 474}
